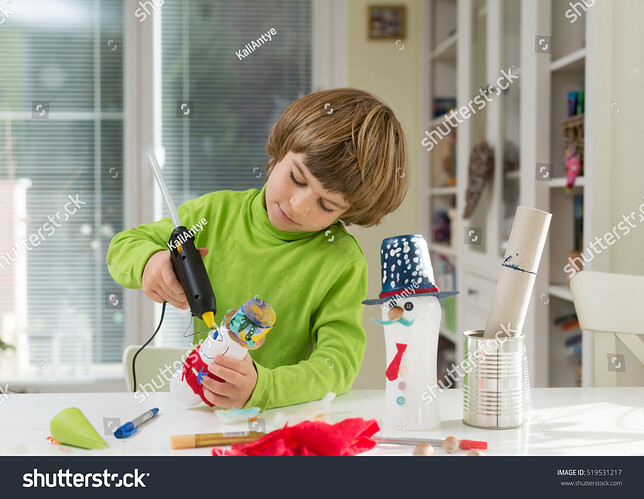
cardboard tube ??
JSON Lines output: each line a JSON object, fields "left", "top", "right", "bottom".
{"left": 483, "top": 206, "right": 552, "bottom": 338}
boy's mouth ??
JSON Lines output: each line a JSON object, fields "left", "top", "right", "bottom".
{"left": 277, "top": 204, "right": 298, "bottom": 225}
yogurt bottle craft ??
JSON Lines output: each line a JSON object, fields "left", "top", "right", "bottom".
{"left": 363, "top": 235, "right": 458, "bottom": 430}
{"left": 170, "top": 298, "right": 276, "bottom": 407}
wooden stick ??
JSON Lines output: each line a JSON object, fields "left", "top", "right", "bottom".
{"left": 171, "top": 431, "right": 265, "bottom": 449}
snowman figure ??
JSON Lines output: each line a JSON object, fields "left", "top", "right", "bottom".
{"left": 363, "top": 235, "right": 458, "bottom": 430}
{"left": 170, "top": 298, "right": 276, "bottom": 407}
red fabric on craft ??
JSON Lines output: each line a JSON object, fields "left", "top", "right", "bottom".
{"left": 182, "top": 345, "right": 225, "bottom": 407}
{"left": 385, "top": 343, "right": 407, "bottom": 381}
{"left": 211, "top": 418, "right": 380, "bottom": 456}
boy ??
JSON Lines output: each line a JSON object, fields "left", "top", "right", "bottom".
{"left": 107, "top": 88, "right": 408, "bottom": 410}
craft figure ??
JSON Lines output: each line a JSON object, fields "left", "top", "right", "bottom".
{"left": 363, "top": 235, "right": 457, "bottom": 430}
{"left": 170, "top": 298, "right": 276, "bottom": 407}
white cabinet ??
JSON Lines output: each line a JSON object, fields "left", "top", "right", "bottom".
{"left": 423, "top": 0, "right": 594, "bottom": 388}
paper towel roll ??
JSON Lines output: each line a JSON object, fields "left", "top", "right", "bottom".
{"left": 483, "top": 206, "right": 552, "bottom": 338}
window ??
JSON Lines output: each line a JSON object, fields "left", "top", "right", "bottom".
{"left": 0, "top": 0, "right": 314, "bottom": 384}
{"left": 154, "top": 0, "right": 312, "bottom": 346}
{"left": 0, "top": 0, "right": 125, "bottom": 382}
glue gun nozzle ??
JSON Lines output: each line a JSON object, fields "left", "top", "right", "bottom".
{"left": 202, "top": 311, "right": 216, "bottom": 330}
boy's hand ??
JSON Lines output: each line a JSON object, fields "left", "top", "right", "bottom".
{"left": 142, "top": 248, "right": 209, "bottom": 309}
{"left": 201, "top": 353, "right": 258, "bottom": 409}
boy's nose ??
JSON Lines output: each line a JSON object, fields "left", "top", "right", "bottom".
{"left": 290, "top": 195, "right": 310, "bottom": 217}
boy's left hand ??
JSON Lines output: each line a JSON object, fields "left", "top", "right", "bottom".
{"left": 202, "top": 353, "right": 258, "bottom": 409}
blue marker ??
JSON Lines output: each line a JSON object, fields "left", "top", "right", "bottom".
{"left": 114, "top": 408, "right": 159, "bottom": 439}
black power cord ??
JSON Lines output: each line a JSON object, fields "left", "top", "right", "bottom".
{"left": 132, "top": 301, "right": 167, "bottom": 393}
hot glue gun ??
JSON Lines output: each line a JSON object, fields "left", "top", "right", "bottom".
{"left": 148, "top": 153, "right": 217, "bottom": 330}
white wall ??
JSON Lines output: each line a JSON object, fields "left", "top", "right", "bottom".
{"left": 342, "top": 0, "right": 423, "bottom": 389}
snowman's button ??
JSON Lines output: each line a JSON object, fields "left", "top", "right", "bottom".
{"left": 398, "top": 382, "right": 406, "bottom": 390}
{"left": 404, "top": 302, "right": 414, "bottom": 311}
{"left": 399, "top": 365, "right": 408, "bottom": 376}
{"left": 388, "top": 306, "right": 404, "bottom": 321}
{"left": 396, "top": 396, "right": 405, "bottom": 406}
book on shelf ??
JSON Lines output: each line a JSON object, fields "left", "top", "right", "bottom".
{"left": 433, "top": 98, "right": 456, "bottom": 118}
{"left": 574, "top": 194, "right": 584, "bottom": 251}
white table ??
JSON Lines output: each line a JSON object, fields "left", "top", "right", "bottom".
{"left": 1, "top": 388, "right": 643, "bottom": 456}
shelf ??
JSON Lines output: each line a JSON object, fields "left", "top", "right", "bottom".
{"left": 548, "top": 284, "right": 574, "bottom": 303}
{"left": 429, "top": 186, "right": 457, "bottom": 195}
{"left": 551, "top": 48, "right": 586, "bottom": 73}
{"left": 431, "top": 33, "right": 458, "bottom": 62}
{"left": 548, "top": 176, "right": 585, "bottom": 188}
{"left": 431, "top": 244, "right": 457, "bottom": 257}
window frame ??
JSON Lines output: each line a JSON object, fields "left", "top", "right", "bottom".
{"left": 8, "top": 0, "right": 346, "bottom": 393}
{"left": 118, "top": 0, "right": 346, "bottom": 392}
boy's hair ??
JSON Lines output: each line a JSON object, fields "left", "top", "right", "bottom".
{"left": 265, "top": 88, "right": 408, "bottom": 227}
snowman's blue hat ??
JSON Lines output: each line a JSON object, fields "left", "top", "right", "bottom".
{"left": 362, "top": 234, "right": 458, "bottom": 305}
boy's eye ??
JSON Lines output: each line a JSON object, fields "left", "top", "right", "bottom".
{"left": 290, "top": 171, "right": 335, "bottom": 213}
{"left": 289, "top": 171, "right": 305, "bottom": 186}
{"left": 318, "top": 201, "right": 333, "bottom": 213}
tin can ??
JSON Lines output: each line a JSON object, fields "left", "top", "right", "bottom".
{"left": 462, "top": 330, "right": 531, "bottom": 429}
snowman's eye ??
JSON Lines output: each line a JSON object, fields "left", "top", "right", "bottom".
{"left": 404, "top": 302, "right": 413, "bottom": 311}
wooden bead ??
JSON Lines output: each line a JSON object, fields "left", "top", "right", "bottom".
{"left": 442, "top": 436, "right": 459, "bottom": 453}
{"left": 467, "top": 450, "right": 485, "bottom": 456}
{"left": 388, "top": 306, "right": 404, "bottom": 321}
{"left": 412, "top": 442, "right": 434, "bottom": 456}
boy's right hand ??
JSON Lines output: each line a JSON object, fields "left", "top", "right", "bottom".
{"left": 142, "top": 248, "right": 209, "bottom": 310}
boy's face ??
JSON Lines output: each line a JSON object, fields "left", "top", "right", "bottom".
{"left": 264, "top": 151, "right": 350, "bottom": 232}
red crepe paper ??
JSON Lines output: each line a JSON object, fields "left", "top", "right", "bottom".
{"left": 212, "top": 418, "right": 380, "bottom": 456}
{"left": 182, "top": 344, "right": 225, "bottom": 408}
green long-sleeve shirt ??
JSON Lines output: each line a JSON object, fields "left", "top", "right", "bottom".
{"left": 106, "top": 183, "right": 368, "bottom": 410}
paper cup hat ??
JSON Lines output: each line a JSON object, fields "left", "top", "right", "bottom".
{"left": 362, "top": 234, "right": 458, "bottom": 305}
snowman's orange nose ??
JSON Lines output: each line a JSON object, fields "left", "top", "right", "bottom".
{"left": 388, "top": 306, "right": 404, "bottom": 321}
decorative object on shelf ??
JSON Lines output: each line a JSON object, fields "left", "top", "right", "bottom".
{"left": 573, "top": 194, "right": 584, "bottom": 251}
{"left": 562, "top": 113, "right": 585, "bottom": 191}
{"left": 503, "top": 140, "right": 519, "bottom": 174}
{"left": 433, "top": 98, "right": 456, "bottom": 118}
{"left": 367, "top": 5, "right": 406, "bottom": 40}
{"left": 567, "top": 90, "right": 585, "bottom": 117}
{"left": 442, "top": 153, "right": 456, "bottom": 186}
{"left": 567, "top": 91, "right": 578, "bottom": 117}
{"left": 363, "top": 235, "right": 458, "bottom": 430}
{"left": 565, "top": 144, "right": 582, "bottom": 192}
{"left": 565, "top": 194, "right": 585, "bottom": 286}
{"left": 463, "top": 141, "right": 494, "bottom": 219}
{"left": 432, "top": 210, "right": 451, "bottom": 244}
{"left": 443, "top": 130, "right": 457, "bottom": 186}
